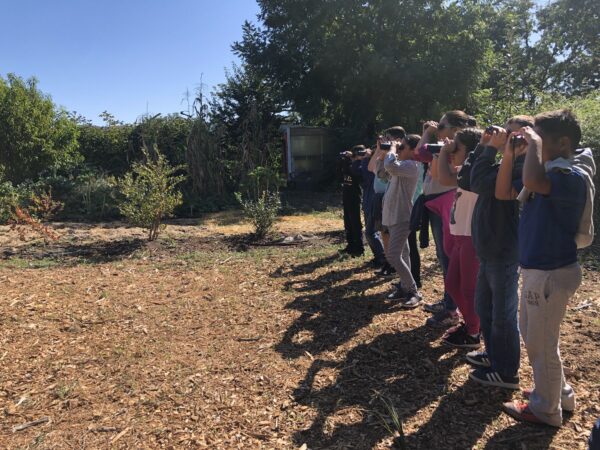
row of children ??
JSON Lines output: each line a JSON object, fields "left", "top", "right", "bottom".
{"left": 338, "top": 108, "right": 595, "bottom": 427}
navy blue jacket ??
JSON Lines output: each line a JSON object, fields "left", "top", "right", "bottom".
{"left": 360, "top": 157, "right": 375, "bottom": 212}
{"left": 458, "top": 144, "right": 524, "bottom": 262}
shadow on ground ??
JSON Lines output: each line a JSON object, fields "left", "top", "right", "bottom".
{"left": 1, "top": 238, "right": 146, "bottom": 265}
{"left": 273, "top": 251, "right": 399, "bottom": 359}
{"left": 274, "top": 249, "right": 543, "bottom": 449}
{"left": 483, "top": 422, "right": 559, "bottom": 449}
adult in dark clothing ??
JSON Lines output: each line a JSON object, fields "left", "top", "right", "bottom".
{"left": 461, "top": 116, "right": 534, "bottom": 390}
{"left": 360, "top": 150, "right": 385, "bottom": 265}
{"left": 339, "top": 146, "right": 365, "bottom": 256}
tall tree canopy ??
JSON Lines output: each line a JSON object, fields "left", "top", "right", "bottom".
{"left": 537, "top": 0, "right": 600, "bottom": 94}
{"left": 233, "top": 0, "right": 496, "bottom": 135}
{"left": 231, "top": 0, "right": 599, "bottom": 137}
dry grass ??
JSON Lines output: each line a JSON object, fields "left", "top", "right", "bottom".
{"left": 0, "top": 205, "right": 598, "bottom": 449}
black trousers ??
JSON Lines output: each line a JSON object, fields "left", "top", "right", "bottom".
{"left": 408, "top": 229, "right": 421, "bottom": 288}
{"left": 343, "top": 190, "right": 363, "bottom": 253}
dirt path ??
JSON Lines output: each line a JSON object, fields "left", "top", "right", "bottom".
{"left": 0, "top": 211, "right": 598, "bottom": 449}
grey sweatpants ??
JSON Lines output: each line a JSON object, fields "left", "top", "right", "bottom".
{"left": 520, "top": 263, "right": 582, "bottom": 427}
{"left": 386, "top": 222, "right": 417, "bottom": 293}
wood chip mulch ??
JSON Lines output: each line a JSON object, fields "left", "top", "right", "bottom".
{"left": 0, "top": 220, "right": 598, "bottom": 449}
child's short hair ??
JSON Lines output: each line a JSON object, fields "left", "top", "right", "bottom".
{"left": 455, "top": 127, "right": 483, "bottom": 153}
{"left": 507, "top": 115, "right": 534, "bottom": 128}
{"left": 534, "top": 109, "right": 581, "bottom": 151}
{"left": 404, "top": 134, "right": 421, "bottom": 150}
{"left": 385, "top": 126, "right": 406, "bottom": 140}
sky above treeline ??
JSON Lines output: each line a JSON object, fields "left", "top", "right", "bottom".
{"left": 0, "top": 0, "right": 260, "bottom": 124}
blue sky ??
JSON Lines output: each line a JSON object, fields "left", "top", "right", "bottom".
{"left": 0, "top": 0, "right": 260, "bottom": 124}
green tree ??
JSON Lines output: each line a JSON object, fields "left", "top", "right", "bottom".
{"left": 118, "top": 145, "right": 185, "bottom": 241}
{"left": 537, "top": 0, "right": 600, "bottom": 94}
{"left": 210, "top": 64, "right": 285, "bottom": 192}
{"left": 76, "top": 111, "right": 133, "bottom": 176}
{"left": 129, "top": 113, "right": 193, "bottom": 167}
{"left": 0, "top": 74, "right": 80, "bottom": 183}
{"left": 233, "top": 0, "right": 494, "bottom": 135}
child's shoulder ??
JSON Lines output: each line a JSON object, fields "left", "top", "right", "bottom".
{"left": 548, "top": 168, "right": 585, "bottom": 187}
{"left": 547, "top": 169, "right": 586, "bottom": 200}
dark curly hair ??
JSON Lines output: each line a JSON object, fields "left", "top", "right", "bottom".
{"left": 455, "top": 127, "right": 483, "bottom": 153}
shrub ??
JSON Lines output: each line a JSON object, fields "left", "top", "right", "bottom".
{"left": 73, "top": 173, "right": 119, "bottom": 220}
{"left": 118, "top": 145, "right": 185, "bottom": 241}
{"left": 0, "top": 181, "right": 20, "bottom": 223}
{"left": 0, "top": 74, "right": 80, "bottom": 184}
{"left": 7, "top": 189, "right": 62, "bottom": 243}
{"left": 235, "top": 190, "right": 281, "bottom": 239}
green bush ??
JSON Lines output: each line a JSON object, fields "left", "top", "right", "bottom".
{"left": 73, "top": 173, "right": 119, "bottom": 220}
{"left": 235, "top": 190, "right": 281, "bottom": 239}
{"left": 0, "top": 74, "right": 81, "bottom": 184}
{"left": 118, "top": 146, "right": 185, "bottom": 241}
{"left": 0, "top": 181, "right": 20, "bottom": 223}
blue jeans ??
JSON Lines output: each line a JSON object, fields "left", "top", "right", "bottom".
{"left": 363, "top": 204, "right": 385, "bottom": 262}
{"left": 475, "top": 259, "right": 520, "bottom": 378}
{"left": 429, "top": 211, "right": 456, "bottom": 311}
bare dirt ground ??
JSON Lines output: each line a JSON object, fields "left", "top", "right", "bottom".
{"left": 0, "top": 200, "right": 599, "bottom": 449}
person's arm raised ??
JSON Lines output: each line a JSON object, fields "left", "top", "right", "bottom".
{"left": 369, "top": 144, "right": 384, "bottom": 174}
{"left": 495, "top": 132, "right": 528, "bottom": 200}
{"left": 383, "top": 143, "right": 416, "bottom": 177}
{"left": 521, "top": 127, "right": 551, "bottom": 195}
{"left": 415, "top": 121, "right": 438, "bottom": 162}
{"left": 435, "top": 141, "right": 458, "bottom": 186}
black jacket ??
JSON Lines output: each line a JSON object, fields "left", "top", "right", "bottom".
{"left": 458, "top": 145, "right": 524, "bottom": 262}
{"left": 338, "top": 156, "right": 362, "bottom": 197}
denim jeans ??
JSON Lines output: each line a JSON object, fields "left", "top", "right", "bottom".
{"left": 475, "top": 259, "right": 520, "bottom": 378}
{"left": 429, "top": 211, "right": 456, "bottom": 311}
{"left": 363, "top": 204, "right": 385, "bottom": 262}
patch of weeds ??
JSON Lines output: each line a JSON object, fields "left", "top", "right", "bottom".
{"left": 176, "top": 250, "right": 229, "bottom": 268}
{"left": 28, "top": 432, "right": 47, "bottom": 449}
{"left": 52, "top": 382, "right": 77, "bottom": 400}
{"left": 0, "top": 257, "right": 57, "bottom": 269}
{"left": 374, "top": 396, "right": 407, "bottom": 450}
{"left": 295, "top": 246, "right": 338, "bottom": 261}
{"left": 306, "top": 208, "right": 343, "bottom": 220}
{"left": 111, "top": 345, "right": 127, "bottom": 358}
{"left": 161, "top": 236, "right": 179, "bottom": 249}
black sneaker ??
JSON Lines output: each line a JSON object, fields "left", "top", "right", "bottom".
{"left": 426, "top": 309, "right": 460, "bottom": 329}
{"left": 423, "top": 300, "right": 445, "bottom": 314}
{"left": 442, "top": 324, "right": 480, "bottom": 349}
{"left": 469, "top": 367, "right": 519, "bottom": 390}
{"left": 375, "top": 264, "right": 396, "bottom": 277}
{"left": 387, "top": 287, "right": 408, "bottom": 300}
{"left": 369, "top": 258, "right": 386, "bottom": 268}
{"left": 401, "top": 292, "right": 423, "bottom": 309}
{"left": 466, "top": 351, "right": 491, "bottom": 368}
